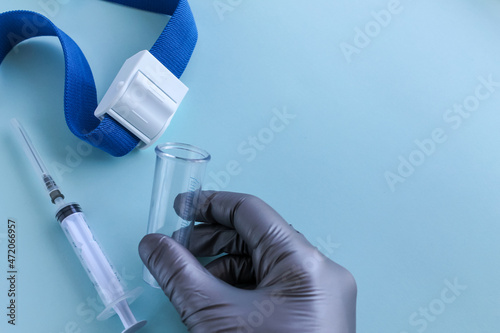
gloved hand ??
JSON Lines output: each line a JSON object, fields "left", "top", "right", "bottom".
{"left": 139, "top": 191, "right": 357, "bottom": 333}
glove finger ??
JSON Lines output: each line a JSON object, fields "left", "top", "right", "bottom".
{"left": 205, "top": 255, "right": 256, "bottom": 286}
{"left": 195, "top": 191, "right": 305, "bottom": 254}
{"left": 139, "top": 233, "right": 226, "bottom": 313}
{"left": 188, "top": 223, "right": 251, "bottom": 257}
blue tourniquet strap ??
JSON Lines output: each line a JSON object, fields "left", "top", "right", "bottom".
{"left": 0, "top": 0, "right": 197, "bottom": 157}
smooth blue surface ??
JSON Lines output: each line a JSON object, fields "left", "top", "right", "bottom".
{"left": 1, "top": 0, "right": 499, "bottom": 332}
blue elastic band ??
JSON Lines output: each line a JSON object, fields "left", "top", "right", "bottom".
{"left": 0, "top": 0, "right": 197, "bottom": 157}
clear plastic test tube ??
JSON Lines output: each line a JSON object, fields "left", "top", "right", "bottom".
{"left": 143, "top": 143, "right": 211, "bottom": 288}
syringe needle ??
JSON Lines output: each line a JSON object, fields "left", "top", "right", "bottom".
{"left": 10, "top": 118, "right": 65, "bottom": 204}
{"left": 10, "top": 118, "right": 48, "bottom": 175}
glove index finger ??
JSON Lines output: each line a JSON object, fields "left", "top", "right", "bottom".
{"left": 139, "top": 234, "right": 224, "bottom": 309}
{"left": 196, "top": 191, "right": 300, "bottom": 253}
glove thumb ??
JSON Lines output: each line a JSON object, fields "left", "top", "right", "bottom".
{"left": 139, "top": 233, "right": 224, "bottom": 313}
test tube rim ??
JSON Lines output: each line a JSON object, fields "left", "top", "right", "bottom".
{"left": 155, "top": 142, "right": 211, "bottom": 163}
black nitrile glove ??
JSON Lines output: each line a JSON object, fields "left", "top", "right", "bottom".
{"left": 139, "top": 191, "right": 357, "bottom": 332}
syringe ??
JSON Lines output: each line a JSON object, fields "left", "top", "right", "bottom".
{"left": 10, "top": 119, "right": 147, "bottom": 333}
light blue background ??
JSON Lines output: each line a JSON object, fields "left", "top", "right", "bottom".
{"left": 1, "top": 0, "right": 499, "bottom": 332}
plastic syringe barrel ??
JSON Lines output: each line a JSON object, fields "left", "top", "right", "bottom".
{"left": 56, "top": 203, "right": 144, "bottom": 332}
{"left": 56, "top": 204, "right": 125, "bottom": 304}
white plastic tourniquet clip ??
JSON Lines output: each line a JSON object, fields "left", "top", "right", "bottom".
{"left": 94, "top": 50, "right": 188, "bottom": 149}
